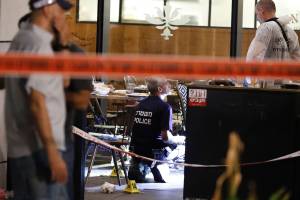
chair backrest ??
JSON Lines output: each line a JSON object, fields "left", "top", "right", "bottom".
{"left": 121, "top": 105, "right": 137, "bottom": 140}
{"left": 124, "top": 76, "right": 137, "bottom": 92}
{"left": 176, "top": 83, "right": 188, "bottom": 130}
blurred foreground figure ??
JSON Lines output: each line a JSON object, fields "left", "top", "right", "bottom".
{"left": 212, "top": 132, "right": 244, "bottom": 200}
{"left": 5, "top": 0, "right": 72, "bottom": 199}
{"left": 52, "top": 21, "right": 92, "bottom": 200}
{"left": 128, "top": 77, "right": 185, "bottom": 183}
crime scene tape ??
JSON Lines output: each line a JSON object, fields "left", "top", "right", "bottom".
{"left": 72, "top": 126, "right": 300, "bottom": 168}
{"left": 0, "top": 161, "right": 7, "bottom": 165}
{"left": 2, "top": 53, "right": 300, "bottom": 78}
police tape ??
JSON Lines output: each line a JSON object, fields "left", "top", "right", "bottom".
{"left": 2, "top": 53, "right": 300, "bottom": 78}
{"left": 0, "top": 161, "right": 7, "bottom": 165}
{"left": 72, "top": 126, "right": 300, "bottom": 168}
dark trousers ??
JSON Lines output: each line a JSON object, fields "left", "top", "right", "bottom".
{"left": 8, "top": 151, "right": 68, "bottom": 200}
{"left": 128, "top": 158, "right": 165, "bottom": 183}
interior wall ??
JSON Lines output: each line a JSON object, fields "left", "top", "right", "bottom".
{"left": 67, "top": 0, "right": 97, "bottom": 53}
{"left": 109, "top": 24, "right": 259, "bottom": 57}
{"left": 69, "top": 21, "right": 257, "bottom": 57}
{"left": 68, "top": 1, "right": 300, "bottom": 57}
{"left": 67, "top": 0, "right": 257, "bottom": 57}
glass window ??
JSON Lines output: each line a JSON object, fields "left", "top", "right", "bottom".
{"left": 168, "top": 0, "right": 209, "bottom": 26}
{"left": 78, "top": 0, "right": 120, "bottom": 22}
{"left": 273, "top": 0, "right": 300, "bottom": 30}
{"left": 122, "top": 0, "right": 163, "bottom": 23}
{"left": 110, "top": 0, "right": 120, "bottom": 22}
{"left": 273, "top": 0, "right": 299, "bottom": 16}
{"left": 78, "top": 0, "right": 97, "bottom": 21}
{"left": 211, "top": 0, "right": 232, "bottom": 27}
{"left": 243, "top": 0, "right": 255, "bottom": 28}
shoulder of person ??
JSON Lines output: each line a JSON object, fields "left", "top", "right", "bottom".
{"left": 258, "top": 22, "right": 276, "bottom": 32}
{"left": 161, "top": 100, "right": 172, "bottom": 110}
{"left": 10, "top": 26, "right": 44, "bottom": 51}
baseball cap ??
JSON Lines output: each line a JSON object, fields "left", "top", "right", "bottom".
{"left": 29, "top": 0, "right": 73, "bottom": 10}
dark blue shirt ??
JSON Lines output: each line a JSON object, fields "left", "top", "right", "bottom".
{"left": 131, "top": 96, "right": 172, "bottom": 158}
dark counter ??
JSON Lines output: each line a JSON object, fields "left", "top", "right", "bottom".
{"left": 184, "top": 85, "right": 300, "bottom": 200}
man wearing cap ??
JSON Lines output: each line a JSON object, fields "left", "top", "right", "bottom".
{"left": 5, "top": 0, "right": 72, "bottom": 199}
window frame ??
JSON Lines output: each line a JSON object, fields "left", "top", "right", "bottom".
{"left": 76, "top": 0, "right": 300, "bottom": 30}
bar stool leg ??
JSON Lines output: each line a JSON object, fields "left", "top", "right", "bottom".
{"left": 111, "top": 149, "right": 121, "bottom": 186}
{"left": 85, "top": 144, "right": 98, "bottom": 186}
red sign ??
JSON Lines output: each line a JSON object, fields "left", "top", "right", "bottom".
{"left": 188, "top": 89, "right": 207, "bottom": 107}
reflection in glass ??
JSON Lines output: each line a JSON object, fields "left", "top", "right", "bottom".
{"left": 211, "top": 0, "right": 232, "bottom": 27}
{"left": 122, "top": 0, "right": 163, "bottom": 23}
{"left": 168, "top": 0, "right": 209, "bottom": 26}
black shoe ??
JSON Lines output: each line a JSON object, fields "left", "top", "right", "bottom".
{"left": 154, "top": 179, "right": 166, "bottom": 183}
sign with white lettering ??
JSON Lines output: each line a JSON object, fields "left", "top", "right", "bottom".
{"left": 134, "top": 110, "right": 153, "bottom": 125}
{"left": 188, "top": 89, "right": 207, "bottom": 107}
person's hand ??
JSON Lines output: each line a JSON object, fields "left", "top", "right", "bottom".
{"left": 175, "top": 136, "right": 186, "bottom": 145}
{"left": 47, "top": 148, "right": 68, "bottom": 183}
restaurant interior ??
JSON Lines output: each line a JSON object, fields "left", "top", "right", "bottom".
{"left": 1, "top": 0, "right": 300, "bottom": 200}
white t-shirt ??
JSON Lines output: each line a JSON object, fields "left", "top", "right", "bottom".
{"left": 246, "top": 18, "right": 300, "bottom": 61}
{"left": 6, "top": 23, "right": 66, "bottom": 158}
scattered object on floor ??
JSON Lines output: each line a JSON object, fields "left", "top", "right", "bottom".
{"left": 100, "top": 182, "right": 116, "bottom": 194}
{"left": 124, "top": 180, "right": 140, "bottom": 194}
{"left": 110, "top": 166, "right": 125, "bottom": 177}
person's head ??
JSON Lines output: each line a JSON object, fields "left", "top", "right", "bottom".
{"left": 146, "top": 77, "right": 170, "bottom": 97}
{"left": 29, "top": 0, "right": 72, "bottom": 33}
{"left": 256, "top": 0, "right": 276, "bottom": 23}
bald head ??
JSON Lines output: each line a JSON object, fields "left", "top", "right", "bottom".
{"left": 146, "top": 77, "right": 170, "bottom": 95}
{"left": 256, "top": 0, "right": 276, "bottom": 23}
{"left": 256, "top": 0, "right": 276, "bottom": 12}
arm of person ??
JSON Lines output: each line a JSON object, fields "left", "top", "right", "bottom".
{"left": 66, "top": 90, "right": 90, "bottom": 110}
{"left": 160, "top": 105, "right": 185, "bottom": 145}
{"left": 162, "top": 130, "right": 185, "bottom": 145}
{"left": 290, "top": 33, "right": 300, "bottom": 60}
{"left": 26, "top": 73, "right": 68, "bottom": 183}
{"left": 246, "top": 24, "right": 272, "bottom": 61}
{"left": 246, "top": 40, "right": 268, "bottom": 61}
{"left": 30, "top": 89, "right": 68, "bottom": 183}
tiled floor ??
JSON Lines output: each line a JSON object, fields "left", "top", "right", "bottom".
{"left": 85, "top": 167, "right": 184, "bottom": 200}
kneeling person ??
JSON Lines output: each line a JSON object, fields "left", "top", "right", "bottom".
{"left": 128, "top": 77, "right": 182, "bottom": 183}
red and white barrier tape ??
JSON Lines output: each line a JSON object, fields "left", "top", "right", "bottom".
{"left": 72, "top": 126, "right": 300, "bottom": 168}
{"left": 2, "top": 53, "right": 300, "bottom": 78}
